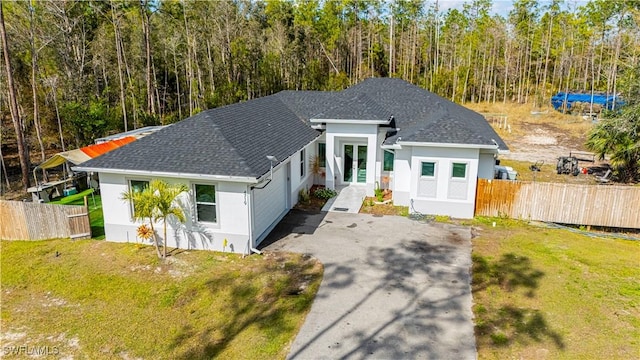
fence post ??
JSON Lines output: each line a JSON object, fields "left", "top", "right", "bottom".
{"left": 84, "top": 196, "right": 92, "bottom": 238}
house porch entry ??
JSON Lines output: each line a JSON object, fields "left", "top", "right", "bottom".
{"left": 343, "top": 144, "right": 367, "bottom": 184}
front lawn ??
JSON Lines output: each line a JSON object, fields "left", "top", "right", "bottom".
{"left": 1, "top": 240, "right": 322, "bottom": 358}
{"left": 471, "top": 217, "right": 640, "bottom": 359}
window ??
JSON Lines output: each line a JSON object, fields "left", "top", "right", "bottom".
{"left": 448, "top": 162, "right": 469, "bottom": 200}
{"left": 418, "top": 161, "right": 437, "bottom": 198}
{"left": 383, "top": 150, "right": 394, "bottom": 171}
{"left": 128, "top": 180, "right": 149, "bottom": 217}
{"left": 300, "top": 148, "right": 306, "bottom": 178}
{"left": 194, "top": 184, "right": 217, "bottom": 223}
{"left": 452, "top": 163, "right": 467, "bottom": 178}
{"left": 421, "top": 162, "right": 435, "bottom": 177}
{"left": 318, "top": 143, "right": 326, "bottom": 167}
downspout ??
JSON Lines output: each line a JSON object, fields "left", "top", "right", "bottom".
{"left": 244, "top": 186, "right": 262, "bottom": 256}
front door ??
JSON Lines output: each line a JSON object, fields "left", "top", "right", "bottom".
{"left": 343, "top": 144, "right": 367, "bottom": 184}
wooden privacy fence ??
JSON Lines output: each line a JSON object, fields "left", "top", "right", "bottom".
{"left": 0, "top": 200, "right": 91, "bottom": 240}
{"left": 475, "top": 179, "right": 640, "bottom": 229}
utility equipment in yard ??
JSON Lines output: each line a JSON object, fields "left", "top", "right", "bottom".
{"left": 495, "top": 165, "right": 518, "bottom": 180}
{"left": 556, "top": 156, "right": 580, "bottom": 176}
{"left": 529, "top": 160, "right": 544, "bottom": 172}
{"left": 557, "top": 151, "right": 595, "bottom": 176}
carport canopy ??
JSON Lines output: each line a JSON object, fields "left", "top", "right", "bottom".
{"left": 36, "top": 137, "right": 136, "bottom": 170}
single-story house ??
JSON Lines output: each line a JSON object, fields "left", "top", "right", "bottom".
{"left": 75, "top": 78, "right": 508, "bottom": 254}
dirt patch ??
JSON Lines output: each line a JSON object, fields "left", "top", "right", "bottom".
{"left": 502, "top": 122, "right": 590, "bottom": 164}
{"left": 359, "top": 194, "right": 408, "bottom": 216}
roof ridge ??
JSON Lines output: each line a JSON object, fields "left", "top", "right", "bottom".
{"left": 311, "top": 92, "right": 393, "bottom": 121}
{"left": 206, "top": 119, "right": 254, "bottom": 174}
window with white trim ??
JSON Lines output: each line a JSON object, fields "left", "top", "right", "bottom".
{"left": 300, "top": 148, "right": 306, "bottom": 178}
{"left": 418, "top": 161, "right": 437, "bottom": 198}
{"left": 128, "top": 179, "right": 149, "bottom": 217}
{"left": 448, "top": 162, "right": 469, "bottom": 200}
{"left": 318, "top": 143, "right": 326, "bottom": 167}
{"left": 421, "top": 162, "right": 435, "bottom": 177}
{"left": 383, "top": 150, "right": 394, "bottom": 171}
{"left": 452, "top": 163, "right": 467, "bottom": 178}
{"left": 194, "top": 184, "right": 217, "bottom": 223}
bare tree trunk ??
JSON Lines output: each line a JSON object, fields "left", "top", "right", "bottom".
{"left": 461, "top": 43, "right": 472, "bottom": 103}
{"left": 524, "top": 33, "right": 534, "bottom": 104}
{"left": 139, "top": 0, "right": 155, "bottom": 115}
{"left": 503, "top": 39, "right": 510, "bottom": 103}
{"left": 0, "top": 144, "right": 11, "bottom": 189}
{"left": 44, "top": 76, "right": 65, "bottom": 152}
{"left": 111, "top": 0, "right": 128, "bottom": 131}
{"left": 541, "top": 11, "right": 553, "bottom": 106}
{"left": 389, "top": 14, "right": 393, "bottom": 75}
{"left": 183, "top": 3, "right": 194, "bottom": 116}
{"left": 206, "top": 39, "right": 215, "bottom": 95}
{"left": 28, "top": 4, "right": 46, "bottom": 177}
{"left": 609, "top": 30, "right": 621, "bottom": 110}
{"left": 172, "top": 47, "right": 182, "bottom": 120}
{"left": 1, "top": 1, "right": 31, "bottom": 190}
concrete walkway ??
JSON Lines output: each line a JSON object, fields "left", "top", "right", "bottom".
{"left": 321, "top": 186, "right": 366, "bottom": 213}
{"left": 262, "top": 211, "right": 476, "bottom": 359}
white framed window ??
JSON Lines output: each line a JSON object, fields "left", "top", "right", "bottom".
{"left": 383, "top": 150, "right": 395, "bottom": 171}
{"left": 194, "top": 184, "right": 217, "bottom": 223}
{"left": 418, "top": 161, "right": 437, "bottom": 198}
{"left": 448, "top": 162, "right": 469, "bottom": 200}
{"left": 318, "top": 143, "right": 326, "bottom": 167}
{"left": 451, "top": 162, "right": 468, "bottom": 179}
{"left": 128, "top": 179, "right": 149, "bottom": 218}
{"left": 300, "top": 148, "right": 306, "bottom": 178}
{"left": 421, "top": 162, "right": 436, "bottom": 177}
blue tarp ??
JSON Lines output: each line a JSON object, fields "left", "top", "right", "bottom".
{"left": 551, "top": 92, "right": 625, "bottom": 111}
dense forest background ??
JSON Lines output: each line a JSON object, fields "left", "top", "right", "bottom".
{"left": 1, "top": 0, "right": 639, "bottom": 190}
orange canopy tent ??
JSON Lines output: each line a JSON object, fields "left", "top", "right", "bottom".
{"left": 29, "top": 137, "right": 137, "bottom": 199}
{"left": 35, "top": 137, "right": 136, "bottom": 170}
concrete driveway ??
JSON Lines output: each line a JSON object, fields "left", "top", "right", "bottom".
{"left": 261, "top": 210, "right": 476, "bottom": 359}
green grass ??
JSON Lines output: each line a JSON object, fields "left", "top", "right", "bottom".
{"left": 1, "top": 240, "right": 323, "bottom": 359}
{"left": 471, "top": 218, "right": 640, "bottom": 359}
{"left": 50, "top": 189, "right": 105, "bottom": 240}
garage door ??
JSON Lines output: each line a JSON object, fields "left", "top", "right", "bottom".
{"left": 252, "top": 165, "right": 288, "bottom": 243}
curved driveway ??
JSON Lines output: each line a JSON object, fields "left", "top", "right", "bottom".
{"left": 262, "top": 211, "right": 476, "bottom": 359}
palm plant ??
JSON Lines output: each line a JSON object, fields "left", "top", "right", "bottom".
{"left": 122, "top": 180, "right": 188, "bottom": 259}
{"left": 122, "top": 185, "right": 162, "bottom": 258}
{"left": 586, "top": 104, "right": 640, "bottom": 183}
{"left": 150, "top": 180, "right": 188, "bottom": 258}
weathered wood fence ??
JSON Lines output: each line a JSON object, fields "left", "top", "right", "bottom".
{"left": 475, "top": 179, "right": 640, "bottom": 229}
{"left": 0, "top": 200, "right": 91, "bottom": 240}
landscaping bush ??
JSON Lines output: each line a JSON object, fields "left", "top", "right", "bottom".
{"left": 298, "top": 188, "right": 311, "bottom": 204}
{"left": 313, "top": 187, "right": 337, "bottom": 200}
{"left": 374, "top": 188, "right": 384, "bottom": 202}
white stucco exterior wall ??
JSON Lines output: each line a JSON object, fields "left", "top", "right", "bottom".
{"left": 478, "top": 152, "right": 496, "bottom": 179}
{"left": 392, "top": 146, "right": 482, "bottom": 219}
{"left": 98, "top": 138, "right": 324, "bottom": 254}
{"left": 392, "top": 148, "right": 412, "bottom": 205}
{"left": 324, "top": 123, "right": 379, "bottom": 196}
{"left": 99, "top": 172, "right": 252, "bottom": 253}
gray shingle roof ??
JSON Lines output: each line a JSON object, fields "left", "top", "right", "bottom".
{"left": 78, "top": 95, "right": 320, "bottom": 178}
{"left": 78, "top": 78, "right": 507, "bottom": 179}
{"left": 311, "top": 93, "right": 392, "bottom": 121}
{"left": 342, "top": 78, "right": 508, "bottom": 149}
{"left": 275, "top": 91, "right": 336, "bottom": 123}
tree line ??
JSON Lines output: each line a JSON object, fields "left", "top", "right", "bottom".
{"left": 1, "top": 0, "right": 639, "bottom": 190}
